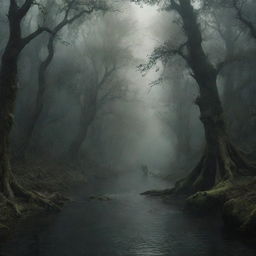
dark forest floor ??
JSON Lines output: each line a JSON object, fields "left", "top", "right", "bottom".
{"left": 1, "top": 158, "right": 256, "bottom": 241}
{"left": 0, "top": 157, "right": 124, "bottom": 231}
{"left": 0, "top": 159, "right": 88, "bottom": 230}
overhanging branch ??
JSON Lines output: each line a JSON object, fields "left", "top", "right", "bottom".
{"left": 138, "top": 41, "right": 188, "bottom": 73}
{"left": 21, "top": 27, "right": 52, "bottom": 49}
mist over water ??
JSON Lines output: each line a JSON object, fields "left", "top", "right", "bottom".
{"left": 1, "top": 172, "right": 255, "bottom": 256}
{"left": 1, "top": 0, "right": 256, "bottom": 255}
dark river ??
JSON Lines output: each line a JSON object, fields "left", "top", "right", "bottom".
{"left": 0, "top": 172, "right": 255, "bottom": 256}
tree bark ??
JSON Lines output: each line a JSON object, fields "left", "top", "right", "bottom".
{"left": 172, "top": 0, "right": 255, "bottom": 194}
{"left": 0, "top": 51, "right": 19, "bottom": 198}
{"left": 22, "top": 35, "right": 55, "bottom": 154}
{"left": 175, "top": 107, "right": 192, "bottom": 160}
{"left": 0, "top": 1, "right": 61, "bottom": 211}
{"left": 0, "top": 2, "right": 27, "bottom": 198}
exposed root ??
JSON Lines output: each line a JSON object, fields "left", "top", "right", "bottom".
{"left": 141, "top": 188, "right": 174, "bottom": 196}
{"left": 5, "top": 198, "right": 23, "bottom": 216}
{"left": 141, "top": 140, "right": 256, "bottom": 198}
{"left": 0, "top": 192, "right": 22, "bottom": 216}
{"left": 0, "top": 178, "right": 67, "bottom": 219}
{"left": 14, "top": 176, "right": 67, "bottom": 210}
{"left": 28, "top": 191, "right": 62, "bottom": 211}
{"left": 0, "top": 222, "right": 9, "bottom": 230}
{"left": 172, "top": 140, "right": 256, "bottom": 195}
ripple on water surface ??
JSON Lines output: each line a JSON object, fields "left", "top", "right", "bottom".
{"left": 0, "top": 173, "right": 256, "bottom": 256}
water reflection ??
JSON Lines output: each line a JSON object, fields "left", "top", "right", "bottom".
{"left": 0, "top": 173, "right": 255, "bottom": 256}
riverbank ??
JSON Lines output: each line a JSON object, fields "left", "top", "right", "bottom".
{"left": 185, "top": 177, "right": 256, "bottom": 236}
{"left": 0, "top": 157, "right": 125, "bottom": 231}
{"left": 0, "top": 159, "right": 88, "bottom": 231}
{"left": 1, "top": 172, "right": 255, "bottom": 256}
{"left": 142, "top": 174, "right": 256, "bottom": 239}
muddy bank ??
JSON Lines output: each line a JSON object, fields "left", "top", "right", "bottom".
{"left": 143, "top": 176, "right": 256, "bottom": 239}
{"left": 183, "top": 177, "right": 256, "bottom": 237}
{"left": 0, "top": 159, "right": 88, "bottom": 231}
{"left": 1, "top": 172, "right": 255, "bottom": 256}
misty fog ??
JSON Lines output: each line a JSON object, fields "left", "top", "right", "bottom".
{"left": 6, "top": 2, "right": 203, "bottom": 174}
{"left": 1, "top": 0, "right": 256, "bottom": 255}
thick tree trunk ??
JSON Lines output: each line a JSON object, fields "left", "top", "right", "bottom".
{"left": 0, "top": 1, "right": 63, "bottom": 213}
{"left": 175, "top": 84, "right": 251, "bottom": 193}
{"left": 175, "top": 112, "right": 191, "bottom": 162}
{"left": 171, "top": 0, "right": 255, "bottom": 195}
{"left": 220, "top": 25, "right": 239, "bottom": 129}
{"left": 0, "top": 2, "right": 24, "bottom": 198}
{"left": 0, "top": 49, "right": 60, "bottom": 211}
{"left": 0, "top": 55, "right": 18, "bottom": 198}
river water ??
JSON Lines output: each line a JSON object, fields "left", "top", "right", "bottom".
{"left": 0, "top": 172, "right": 255, "bottom": 256}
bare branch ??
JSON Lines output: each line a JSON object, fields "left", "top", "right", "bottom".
{"left": 138, "top": 41, "right": 188, "bottom": 73}
{"left": 21, "top": 27, "right": 52, "bottom": 49}
{"left": 52, "top": 0, "right": 107, "bottom": 36}
{"left": 97, "top": 83, "right": 122, "bottom": 109}
{"left": 18, "top": 0, "right": 34, "bottom": 18}
{"left": 98, "top": 65, "right": 116, "bottom": 89}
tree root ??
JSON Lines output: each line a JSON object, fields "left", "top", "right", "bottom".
{"left": 141, "top": 141, "right": 256, "bottom": 198}
{"left": 0, "top": 192, "right": 22, "bottom": 216}
{"left": 0, "top": 179, "right": 68, "bottom": 218}
{"left": 172, "top": 141, "right": 256, "bottom": 195}
{"left": 0, "top": 222, "right": 9, "bottom": 230}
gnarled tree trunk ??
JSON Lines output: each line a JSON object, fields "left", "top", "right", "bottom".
{"left": 0, "top": 0, "right": 61, "bottom": 212}
{"left": 22, "top": 36, "right": 55, "bottom": 154}
{"left": 172, "top": 0, "right": 255, "bottom": 194}
{"left": 0, "top": 46, "right": 19, "bottom": 198}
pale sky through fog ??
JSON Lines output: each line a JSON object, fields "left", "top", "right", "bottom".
{"left": 125, "top": 3, "right": 164, "bottom": 90}
{"left": 118, "top": 3, "right": 175, "bottom": 168}
{"left": 130, "top": 4, "right": 160, "bottom": 59}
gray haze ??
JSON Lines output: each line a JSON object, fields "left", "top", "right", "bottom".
{"left": 1, "top": 0, "right": 256, "bottom": 177}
